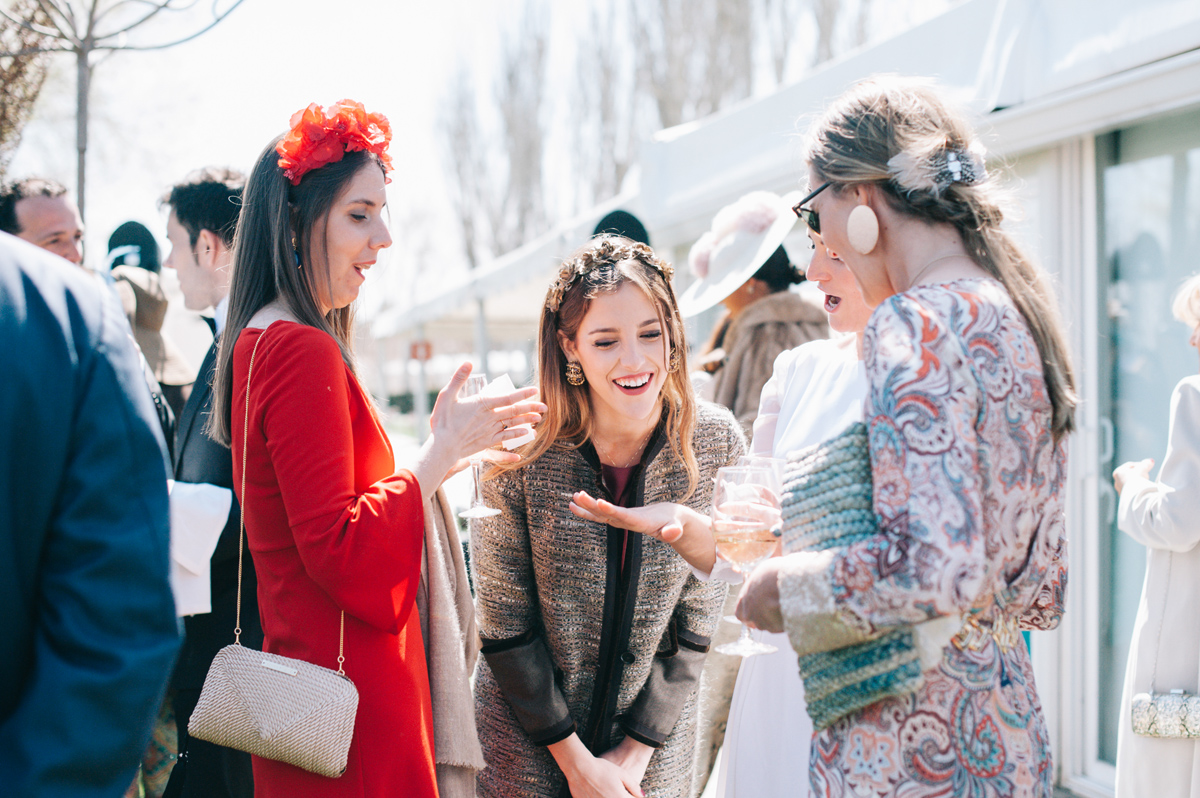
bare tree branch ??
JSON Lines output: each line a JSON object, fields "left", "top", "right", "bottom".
{"left": 35, "top": 0, "right": 81, "bottom": 40}
{"left": 758, "top": 0, "right": 804, "bottom": 85}
{"left": 92, "top": 0, "right": 243, "bottom": 50}
{"left": 0, "top": 0, "right": 53, "bottom": 180}
{"left": 0, "top": 7, "right": 72, "bottom": 43}
{"left": 812, "top": 0, "right": 839, "bottom": 65}
{"left": 0, "top": 0, "right": 245, "bottom": 225}
{"left": 92, "top": 0, "right": 174, "bottom": 31}
{"left": 631, "top": 0, "right": 755, "bottom": 129}
{"left": 92, "top": 0, "right": 177, "bottom": 40}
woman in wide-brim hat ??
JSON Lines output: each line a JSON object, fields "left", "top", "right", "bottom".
{"left": 682, "top": 191, "right": 828, "bottom": 437}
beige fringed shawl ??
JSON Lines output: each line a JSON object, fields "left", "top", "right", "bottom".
{"left": 417, "top": 488, "right": 486, "bottom": 798}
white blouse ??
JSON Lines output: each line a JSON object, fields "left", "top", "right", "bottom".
{"left": 716, "top": 333, "right": 867, "bottom": 798}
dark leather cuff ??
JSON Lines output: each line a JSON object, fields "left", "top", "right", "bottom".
{"left": 622, "top": 630, "right": 711, "bottom": 746}
{"left": 481, "top": 630, "right": 575, "bottom": 745}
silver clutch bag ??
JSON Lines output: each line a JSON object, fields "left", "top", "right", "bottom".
{"left": 189, "top": 643, "right": 359, "bottom": 776}
{"left": 1131, "top": 690, "right": 1200, "bottom": 738}
{"left": 187, "top": 331, "right": 358, "bottom": 777}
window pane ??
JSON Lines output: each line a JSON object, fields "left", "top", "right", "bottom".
{"left": 1097, "top": 110, "right": 1200, "bottom": 763}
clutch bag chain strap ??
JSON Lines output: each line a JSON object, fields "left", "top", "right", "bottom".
{"left": 231, "top": 331, "right": 345, "bottom": 672}
{"left": 188, "top": 328, "right": 358, "bottom": 779}
{"left": 1130, "top": 556, "right": 1200, "bottom": 737}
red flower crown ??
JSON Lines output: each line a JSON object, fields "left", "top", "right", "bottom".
{"left": 276, "top": 99, "right": 393, "bottom": 186}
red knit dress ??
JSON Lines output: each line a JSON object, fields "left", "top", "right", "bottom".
{"left": 231, "top": 321, "right": 437, "bottom": 798}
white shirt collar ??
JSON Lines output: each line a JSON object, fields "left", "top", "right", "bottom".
{"left": 214, "top": 295, "right": 229, "bottom": 336}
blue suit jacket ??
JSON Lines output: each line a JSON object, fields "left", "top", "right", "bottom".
{"left": 0, "top": 233, "right": 180, "bottom": 797}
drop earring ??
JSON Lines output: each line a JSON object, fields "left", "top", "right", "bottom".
{"left": 668, "top": 349, "right": 681, "bottom": 373}
{"left": 565, "top": 360, "right": 585, "bottom": 386}
{"left": 846, "top": 204, "right": 879, "bottom": 255}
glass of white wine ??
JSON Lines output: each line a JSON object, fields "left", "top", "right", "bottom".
{"left": 722, "top": 456, "right": 785, "bottom": 626}
{"left": 458, "top": 374, "right": 502, "bottom": 520}
{"left": 712, "top": 465, "right": 782, "bottom": 657}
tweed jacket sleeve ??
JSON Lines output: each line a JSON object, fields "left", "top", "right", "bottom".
{"left": 475, "top": 464, "right": 576, "bottom": 745}
{"left": 620, "top": 412, "right": 746, "bottom": 746}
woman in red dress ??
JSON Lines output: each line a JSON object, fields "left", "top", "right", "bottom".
{"left": 207, "top": 100, "right": 545, "bottom": 798}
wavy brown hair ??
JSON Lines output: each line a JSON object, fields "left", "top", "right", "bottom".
{"left": 806, "top": 76, "right": 1078, "bottom": 440}
{"left": 497, "top": 235, "right": 699, "bottom": 498}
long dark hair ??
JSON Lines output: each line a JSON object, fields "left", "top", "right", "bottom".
{"left": 208, "top": 141, "right": 384, "bottom": 446}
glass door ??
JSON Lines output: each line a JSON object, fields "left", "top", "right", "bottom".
{"left": 1095, "top": 108, "right": 1200, "bottom": 763}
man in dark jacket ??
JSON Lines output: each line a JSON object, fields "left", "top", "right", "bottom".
{"left": 0, "top": 232, "right": 180, "bottom": 798}
{"left": 160, "top": 167, "right": 260, "bottom": 798}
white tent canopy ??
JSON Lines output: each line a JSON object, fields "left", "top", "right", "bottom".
{"left": 380, "top": 0, "right": 1200, "bottom": 339}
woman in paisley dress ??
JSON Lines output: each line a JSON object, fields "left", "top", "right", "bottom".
{"left": 736, "top": 77, "right": 1076, "bottom": 797}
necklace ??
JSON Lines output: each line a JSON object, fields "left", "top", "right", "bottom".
{"left": 907, "top": 253, "right": 974, "bottom": 288}
{"left": 593, "top": 425, "right": 655, "bottom": 469}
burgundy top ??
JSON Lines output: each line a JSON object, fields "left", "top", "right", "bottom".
{"left": 602, "top": 463, "right": 637, "bottom": 570}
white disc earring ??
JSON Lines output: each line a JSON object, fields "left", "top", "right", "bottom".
{"left": 846, "top": 205, "right": 879, "bottom": 255}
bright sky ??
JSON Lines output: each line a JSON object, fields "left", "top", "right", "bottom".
{"left": 11, "top": 0, "right": 539, "bottom": 277}
{"left": 9, "top": 0, "right": 955, "bottom": 369}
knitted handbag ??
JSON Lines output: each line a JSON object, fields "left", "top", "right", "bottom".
{"left": 187, "top": 330, "right": 359, "bottom": 778}
{"left": 780, "top": 422, "right": 924, "bottom": 730}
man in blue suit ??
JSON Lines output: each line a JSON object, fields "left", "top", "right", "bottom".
{"left": 160, "top": 167, "right": 260, "bottom": 798}
{"left": 0, "top": 231, "right": 180, "bottom": 797}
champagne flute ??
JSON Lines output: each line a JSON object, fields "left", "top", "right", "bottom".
{"left": 723, "top": 456, "right": 785, "bottom": 625}
{"left": 459, "top": 374, "right": 502, "bottom": 520}
{"left": 712, "top": 465, "right": 781, "bottom": 657}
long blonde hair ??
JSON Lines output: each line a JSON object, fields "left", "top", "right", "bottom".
{"left": 498, "top": 235, "right": 700, "bottom": 498}
{"left": 806, "top": 76, "right": 1078, "bottom": 440}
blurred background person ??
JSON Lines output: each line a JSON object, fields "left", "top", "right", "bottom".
{"left": 0, "top": 177, "right": 84, "bottom": 266}
{"left": 0, "top": 177, "right": 177, "bottom": 460}
{"left": 158, "top": 167, "right": 257, "bottom": 798}
{"left": 0, "top": 231, "right": 180, "bottom": 798}
{"left": 109, "top": 220, "right": 195, "bottom": 418}
{"left": 1112, "top": 273, "right": 1200, "bottom": 797}
{"left": 678, "top": 190, "right": 827, "bottom": 788}
{"left": 717, "top": 230, "right": 870, "bottom": 797}
{"left": 681, "top": 190, "right": 827, "bottom": 434}
{"left": 592, "top": 209, "right": 650, "bottom": 246}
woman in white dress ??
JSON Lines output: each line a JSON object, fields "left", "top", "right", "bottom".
{"left": 1113, "top": 273, "right": 1200, "bottom": 797}
{"left": 570, "top": 230, "right": 872, "bottom": 796}
{"left": 713, "top": 231, "right": 871, "bottom": 797}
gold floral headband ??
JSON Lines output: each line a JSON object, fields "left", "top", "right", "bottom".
{"left": 546, "top": 237, "right": 675, "bottom": 313}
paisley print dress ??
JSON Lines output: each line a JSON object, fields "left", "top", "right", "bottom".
{"left": 777, "top": 278, "right": 1068, "bottom": 798}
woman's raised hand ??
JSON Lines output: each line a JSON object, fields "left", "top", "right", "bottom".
{"left": 411, "top": 363, "right": 545, "bottom": 500}
{"left": 432, "top": 363, "right": 544, "bottom": 461}
{"left": 1113, "top": 458, "right": 1154, "bottom": 494}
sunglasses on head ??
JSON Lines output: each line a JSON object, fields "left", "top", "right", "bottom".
{"left": 791, "top": 181, "right": 831, "bottom": 234}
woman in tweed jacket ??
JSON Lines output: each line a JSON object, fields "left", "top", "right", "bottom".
{"left": 473, "top": 236, "right": 745, "bottom": 798}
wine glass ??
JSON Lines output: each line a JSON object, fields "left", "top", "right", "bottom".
{"left": 722, "top": 456, "right": 785, "bottom": 626}
{"left": 737, "top": 455, "right": 785, "bottom": 496}
{"left": 459, "top": 374, "right": 502, "bottom": 520}
{"left": 712, "top": 465, "right": 781, "bottom": 657}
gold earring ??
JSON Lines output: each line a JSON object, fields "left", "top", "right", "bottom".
{"left": 565, "top": 360, "right": 585, "bottom": 386}
{"left": 668, "top": 349, "right": 681, "bottom": 373}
